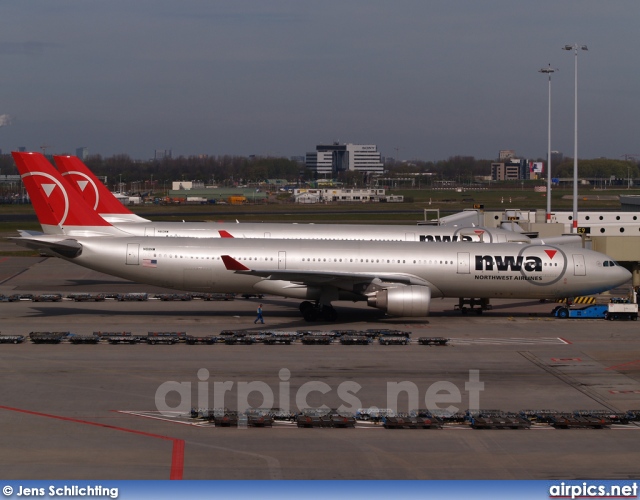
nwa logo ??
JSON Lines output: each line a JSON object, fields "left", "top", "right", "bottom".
{"left": 420, "top": 235, "right": 473, "bottom": 242}
{"left": 421, "top": 229, "right": 484, "bottom": 242}
{"left": 475, "top": 250, "right": 558, "bottom": 272}
{"left": 61, "top": 171, "right": 99, "bottom": 210}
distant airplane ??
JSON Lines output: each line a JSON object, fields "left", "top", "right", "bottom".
{"left": 15, "top": 152, "right": 531, "bottom": 244}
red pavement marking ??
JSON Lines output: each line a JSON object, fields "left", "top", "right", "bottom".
{"left": 605, "top": 360, "right": 640, "bottom": 371}
{"left": 0, "top": 405, "right": 184, "bottom": 480}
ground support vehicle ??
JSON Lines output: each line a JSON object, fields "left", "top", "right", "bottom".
{"left": 271, "top": 409, "right": 297, "bottom": 421}
{"left": 8, "top": 294, "right": 34, "bottom": 302}
{"left": 94, "top": 332, "right": 139, "bottom": 344}
{"left": 116, "top": 293, "right": 148, "bottom": 301}
{"left": 32, "top": 293, "right": 62, "bottom": 302}
{"left": 213, "top": 412, "right": 239, "bottom": 427}
{"left": 454, "top": 297, "right": 492, "bottom": 315}
{"left": 383, "top": 415, "right": 442, "bottom": 429}
{"left": 467, "top": 410, "right": 531, "bottom": 429}
{"left": 264, "top": 335, "right": 295, "bottom": 345}
{"left": 378, "top": 335, "right": 411, "bottom": 345}
{"left": 154, "top": 293, "right": 192, "bottom": 301}
{"left": 552, "top": 304, "right": 608, "bottom": 319}
{"left": 574, "top": 410, "right": 630, "bottom": 425}
{"left": 195, "top": 293, "right": 235, "bottom": 301}
{"left": 29, "top": 331, "right": 69, "bottom": 344}
{"left": 245, "top": 410, "right": 274, "bottom": 427}
{"left": 241, "top": 293, "right": 264, "bottom": 299}
{"left": 66, "top": 293, "right": 106, "bottom": 302}
{"left": 185, "top": 335, "right": 216, "bottom": 345}
{"left": 301, "top": 334, "right": 333, "bottom": 345}
{"left": 550, "top": 413, "right": 610, "bottom": 429}
{"left": 605, "top": 299, "right": 638, "bottom": 320}
{"left": 146, "top": 332, "right": 183, "bottom": 344}
{"left": 69, "top": 335, "right": 100, "bottom": 344}
{"left": 297, "top": 330, "right": 326, "bottom": 337}
{"left": 296, "top": 413, "right": 329, "bottom": 428}
{"left": 418, "top": 337, "right": 449, "bottom": 346}
{"left": 330, "top": 329, "right": 360, "bottom": 338}
{"left": 355, "top": 408, "right": 396, "bottom": 422}
{"left": 327, "top": 412, "right": 356, "bottom": 428}
{"left": 627, "top": 410, "right": 640, "bottom": 422}
{"left": 224, "top": 336, "right": 255, "bottom": 345}
{"left": 365, "top": 329, "right": 411, "bottom": 339}
{"left": 519, "top": 409, "right": 561, "bottom": 424}
{"left": 340, "top": 335, "right": 372, "bottom": 345}
{"left": 219, "top": 329, "right": 245, "bottom": 337}
{"left": 0, "top": 335, "right": 25, "bottom": 344}
{"left": 296, "top": 409, "right": 355, "bottom": 428}
{"left": 413, "top": 409, "right": 466, "bottom": 424}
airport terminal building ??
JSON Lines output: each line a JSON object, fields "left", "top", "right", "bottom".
{"left": 306, "top": 143, "right": 384, "bottom": 176}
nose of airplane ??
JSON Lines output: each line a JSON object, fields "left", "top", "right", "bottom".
{"left": 614, "top": 265, "right": 633, "bottom": 288}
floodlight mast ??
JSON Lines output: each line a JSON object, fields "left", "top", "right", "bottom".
{"left": 539, "top": 64, "right": 557, "bottom": 222}
{"left": 562, "top": 44, "right": 588, "bottom": 233}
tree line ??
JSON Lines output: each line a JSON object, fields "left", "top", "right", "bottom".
{"left": 0, "top": 153, "right": 637, "bottom": 186}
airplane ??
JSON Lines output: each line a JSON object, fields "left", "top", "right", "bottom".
{"left": 12, "top": 230, "right": 631, "bottom": 321}
{"left": 15, "top": 152, "right": 531, "bottom": 244}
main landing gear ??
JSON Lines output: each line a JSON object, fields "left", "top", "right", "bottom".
{"left": 454, "top": 298, "right": 492, "bottom": 315}
{"left": 299, "top": 301, "right": 338, "bottom": 322}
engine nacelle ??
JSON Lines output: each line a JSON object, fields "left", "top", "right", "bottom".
{"left": 367, "top": 285, "right": 431, "bottom": 317}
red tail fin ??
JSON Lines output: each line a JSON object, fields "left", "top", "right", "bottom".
{"left": 221, "top": 255, "right": 250, "bottom": 271}
{"left": 12, "top": 152, "right": 117, "bottom": 233}
{"left": 54, "top": 155, "right": 149, "bottom": 222}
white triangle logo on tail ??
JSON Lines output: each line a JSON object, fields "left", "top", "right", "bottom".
{"left": 42, "top": 184, "right": 56, "bottom": 197}
{"left": 77, "top": 180, "right": 89, "bottom": 192}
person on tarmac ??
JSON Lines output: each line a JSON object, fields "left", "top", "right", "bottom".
{"left": 254, "top": 304, "right": 264, "bottom": 324}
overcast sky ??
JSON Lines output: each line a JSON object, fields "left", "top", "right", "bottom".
{"left": 1, "top": 1, "right": 638, "bottom": 161}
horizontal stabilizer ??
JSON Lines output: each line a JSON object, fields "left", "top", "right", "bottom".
{"left": 11, "top": 235, "right": 82, "bottom": 258}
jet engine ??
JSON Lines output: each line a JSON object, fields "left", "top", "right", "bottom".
{"left": 367, "top": 285, "right": 431, "bottom": 317}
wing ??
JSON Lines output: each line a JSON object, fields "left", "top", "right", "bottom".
{"left": 220, "top": 255, "right": 440, "bottom": 293}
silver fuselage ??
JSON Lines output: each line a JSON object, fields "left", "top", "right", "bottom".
{"left": 43, "top": 221, "right": 530, "bottom": 244}
{"left": 59, "top": 237, "right": 629, "bottom": 304}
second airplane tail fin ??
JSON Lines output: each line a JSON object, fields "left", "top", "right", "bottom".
{"left": 53, "top": 155, "right": 150, "bottom": 223}
{"left": 12, "top": 152, "right": 131, "bottom": 237}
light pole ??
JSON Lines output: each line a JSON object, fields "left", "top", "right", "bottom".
{"left": 563, "top": 43, "right": 588, "bottom": 233}
{"left": 539, "top": 64, "right": 557, "bottom": 222}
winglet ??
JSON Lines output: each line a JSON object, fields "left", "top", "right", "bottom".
{"left": 221, "top": 255, "right": 250, "bottom": 271}
{"left": 219, "top": 230, "right": 234, "bottom": 238}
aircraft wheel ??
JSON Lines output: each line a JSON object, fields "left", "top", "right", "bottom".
{"left": 299, "top": 301, "right": 314, "bottom": 313}
{"left": 303, "top": 308, "right": 319, "bottom": 322}
{"left": 322, "top": 306, "right": 338, "bottom": 322}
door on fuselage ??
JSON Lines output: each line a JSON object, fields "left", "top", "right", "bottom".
{"left": 126, "top": 244, "right": 139, "bottom": 265}
{"left": 572, "top": 254, "right": 586, "bottom": 276}
{"left": 457, "top": 252, "right": 470, "bottom": 274}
